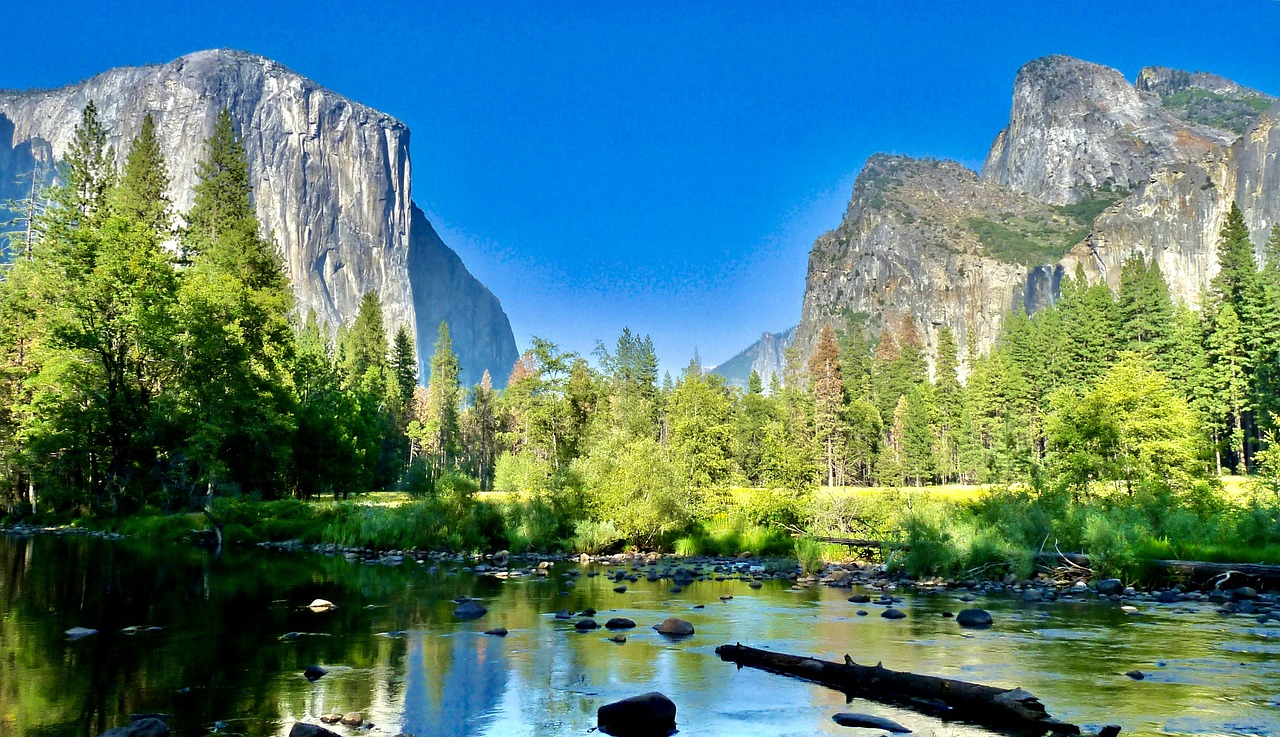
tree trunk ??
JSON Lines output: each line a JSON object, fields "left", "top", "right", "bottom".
{"left": 715, "top": 643, "right": 1089, "bottom": 735}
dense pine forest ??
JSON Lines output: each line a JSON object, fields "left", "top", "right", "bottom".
{"left": 3, "top": 105, "right": 1280, "bottom": 579}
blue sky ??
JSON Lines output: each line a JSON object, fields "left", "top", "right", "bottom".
{"left": 6, "top": 1, "right": 1280, "bottom": 375}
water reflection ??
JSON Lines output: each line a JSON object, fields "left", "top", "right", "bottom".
{"left": 3, "top": 534, "right": 1280, "bottom": 737}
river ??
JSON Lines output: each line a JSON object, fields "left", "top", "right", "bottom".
{"left": 2, "top": 534, "right": 1278, "bottom": 737}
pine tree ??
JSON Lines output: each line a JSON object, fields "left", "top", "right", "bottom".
{"left": 342, "top": 291, "right": 390, "bottom": 387}
{"left": 746, "top": 369, "right": 763, "bottom": 396}
{"left": 809, "top": 325, "right": 845, "bottom": 487}
{"left": 933, "top": 326, "right": 963, "bottom": 482}
{"left": 178, "top": 108, "right": 296, "bottom": 498}
{"left": 1211, "top": 202, "right": 1258, "bottom": 310}
{"left": 390, "top": 325, "right": 419, "bottom": 412}
{"left": 109, "top": 113, "right": 171, "bottom": 237}
{"left": 1206, "top": 303, "right": 1250, "bottom": 473}
{"left": 412, "top": 322, "right": 461, "bottom": 476}
{"left": 462, "top": 370, "right": 498, "bottom": 489}
{"left": 53, "top": 101, "right": 115, "bottom": 230}
{"left": 1116, "top": 254, "right": 1174, "bottom": 359}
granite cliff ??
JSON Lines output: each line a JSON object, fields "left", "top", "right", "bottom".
{"left": 0, "top": 49, "right": 517, "bottom": 387}
{"left": 710, "top": 326, "right": 795, "bottom": 390}
{"left": 791, "top": 55, "right": 1277, "bottom": 377}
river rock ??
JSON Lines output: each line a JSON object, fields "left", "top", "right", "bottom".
{"left": 597, "top": 691, "right": 677, "bottom": 736}
{"left": 1235, "top": 587, "right": 1260, "bottom": 600}
{"left": 576, "top": 618, "right": 599, "bottom": 630}
{"left": 65, "top": 626, "right": 98, "bottom": 639}
{"left": 98, "top": 718, "right": 171, "bottom": 737}
{"left": 956, "top": 608, "right": 993, "bottom": 629}
{"left": 483, "top": 627, "right": 508, "bottom": 637}
{"left": 654, "top": 618, "right": 695, "bottom": 636}
{"left": 1097, "top": 579, "right": 1124, "bottom": 596}
{"left": 554, "top": 609, "right": 574, "bottom": 619}
{"left": 848, "top": 594, "right": 871, "bottom": 603}
{"left": 492, "top": 550, "right": 509, "bottom": 567}
{"left": 832, "top": 712, "right": 911, "bottom": 732}
{"left": 1125, "top": 670, "right": 1145, "bottom": 680}
{"left": 614, "top": 585, "right": 628, "bottom": 593}
{"left": 1022, "top": 589, "right": 1043, "bottom": 603}
{"left": 319, "top": 715, "right": 343, "bottom": 724}
{"left": 1155, "top": 590, "right": 1180, "bottom": 604}
{"left": 605, "top": 618, "right": 637, "bottom": 630}
{"left": 339, "top": 712, "right": 363, "bottom": 726}
{"left": 307, "top": 599, "right": 337, "bottom": 611}
{"left": 748, "top": 581, "right": 763, "bottom": 589}
{"left": 289, "top": 725, "right": 338, "bottom": 737}
{"left": 609, "top": 634, "right": 628, "bottom": 643}
{"left": 881, "top": 608, "right": 906, "bottom": 619}
{"left": 303, "top": 665, "right": 327, "bottom": 681}
{"left": 453, "top": 601, "right": 488, "bottom": 620}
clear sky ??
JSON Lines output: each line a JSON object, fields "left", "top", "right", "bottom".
{"left": 6, "top": 1, "right": 1280, "bottom": 375}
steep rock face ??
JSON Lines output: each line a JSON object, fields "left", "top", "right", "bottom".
{"left": 793, "top": 155, "right": 1076, "bottom": 373}
{"left": 0, "top": 49, "right": 517, "bottom": 385}
{"left": 1068, "top": 107, "right": 1280, "bottom": 305}
{"left": 409, "top": 206, "right": 518, "bottom": 387}
{"left": 982, "top": 55, "right": 1234, "bottom": 205}
{"left": 710, "top": 326, "right": 795, "bottom": 390}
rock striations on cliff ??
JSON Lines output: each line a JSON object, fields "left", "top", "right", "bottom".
{"left": 0, "top": 49, "right": 517, "bottom": 387}
{"left": 793, "top": 54, "right": 1278, "bottom": 377}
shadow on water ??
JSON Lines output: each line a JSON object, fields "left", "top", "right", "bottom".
{"left": 3, "top": 534, "right": 1279, "bottom": 737}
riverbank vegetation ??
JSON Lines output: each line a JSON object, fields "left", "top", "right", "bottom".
{"left": 3, "top": 103, "right": 1280, "bottom": 580}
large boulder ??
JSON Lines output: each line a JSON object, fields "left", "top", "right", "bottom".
{"left": 654, "top": 618, "right": 695, "bottom": 636}
{"left": 956, "top": 608, "right": 993, "bottom": 629}
{"left": 1096, "top": 579, "right": 1124, "bottom": 597}
{"left": 453, "top": 601, "right": 488, "bottom": 620}
{"left": 832, "top": 713, "right": 911, "bottom": 732}
{"left": 99, "top": 719, "right": 171, "bottom": 737}
{"left": 597, "top": 692, "right": 677, "bottom": 736}
{"left": 288, "top": 724, "right": 340, "bottom": 737}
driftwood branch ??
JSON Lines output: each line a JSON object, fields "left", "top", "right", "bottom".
{"left": 716, "top": 643, "right": 1104, "bottom": 735}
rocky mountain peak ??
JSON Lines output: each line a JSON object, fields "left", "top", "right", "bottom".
{"left": 982, "top": 55, "right": 1234, "bottom": 205}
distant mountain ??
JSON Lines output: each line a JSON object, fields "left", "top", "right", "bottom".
{"left": 793, "top": 55, "right": 1279, "bottom": 376}
{"left": 711, "top": 327, "right": 795, "bottom": 390}
{"left": 0, "top": 49, "right": 518, "bottom": 386}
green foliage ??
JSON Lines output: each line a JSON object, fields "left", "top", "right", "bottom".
{"left": 579, "top": 434, "right": 691, "bottom": 548}
{"left": 1158, "top": 87, "right": 1273, "bottom": 134}
{"left": 570, "top": 519, "right": 622, "bottom": 553}
{"left": 794, "top": 536, "right": 825, "bottom": 575}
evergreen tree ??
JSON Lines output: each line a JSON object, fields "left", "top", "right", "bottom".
{"left": 411, "top": 322, "right": 461, "bottom": 477}
{"left": 1115, "top": 254, "right": 1174, "bottom": 360}
{"left": 462, "top": 370, "right": 499, "bottom": 489}
{"left": 1206, "top": 303, "right": 1250, "bottom": 473}
{"left": 809, "top": 324, "right": 845, "bottom": 487}
{"left": 342, "top": 291, "right": 390, "bottom": 387}
{"left": 1211, "top": 202, "right": 1258, "bottom": 310}
{"left": 177, "top": 108, "right": 296, "bottom": 498}
{"left": 391, "top": 325, "right": 419, "bottom": 412}
{"left": 109, "top": 114, "right": 171, "bottom": 236}
{"left": 932, "top": 326, "right": 963, "bottom": 482}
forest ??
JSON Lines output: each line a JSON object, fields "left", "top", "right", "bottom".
{"left": 3, "top": 104, "right": 1280, "bottom": 579}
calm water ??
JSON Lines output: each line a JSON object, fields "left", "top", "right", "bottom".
{"left": 2, "top": 535, "right": 1279, "bottom": 737}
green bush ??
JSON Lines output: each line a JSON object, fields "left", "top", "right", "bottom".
{"left": 794, "top": 536, "right": 825, "bottom": 575}
{"left": 570, "top": 519, "right": 622, "bottom": 554}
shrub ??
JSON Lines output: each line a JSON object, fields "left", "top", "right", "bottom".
{"left": 570, "top": 519, "right": 622, "bottom": 554}
{"left": 794, "top": 536, "right": 825, "bottom": 575}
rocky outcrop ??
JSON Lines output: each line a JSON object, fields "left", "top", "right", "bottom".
{"left": 794, "top": 155, "right": 1091, "bottom": 373}
{"left": 1136, "top": 66, "right": 1276, "bottom": 134}
{"left": 710, "top": 326, "right": 794, "bottom": 390}
{"left": 1068, "top": 107, "right": 1280, "bottom": 305}
{"left": 982, "top": 55, "right": 1234, "bottom": 205}
{"left": 0, "top": 49, "right": 516, "bottom": 386}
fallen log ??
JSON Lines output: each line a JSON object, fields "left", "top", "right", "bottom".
{"left": 715, "top": 643, "right": 1101, "bottom": 736}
